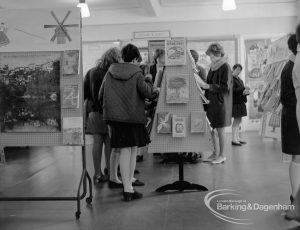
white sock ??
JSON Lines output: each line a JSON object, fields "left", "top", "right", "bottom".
{"left": 290, "top": 161, "right": 300, "bottom": 198}
{"left": 109, "top": 149, "right": 121, "bottom": 183}
{"left": 129, "top": 147, "right": 138, "bottom": 190}
{"left": 120, "top": 147, "right": 133, "bottom": 193}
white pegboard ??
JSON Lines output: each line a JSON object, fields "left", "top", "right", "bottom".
{"left": 148, "top": 52, "right": 214, "bottom": 153}
{"left": 0, "top": 51, "right": 83, "bottom": 147}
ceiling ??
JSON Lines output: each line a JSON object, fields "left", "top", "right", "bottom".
{"left": 0, "top": 0, "right": 298, "bottom": 26}
{"left": 0, "top": 0, "right": 297, "bottom": 10}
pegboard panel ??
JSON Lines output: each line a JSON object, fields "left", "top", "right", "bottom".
{"left": 148, "top": 52, "right": 214, "bottom": 153}
{"left": 0, "top": 51, "right": 83, "bottom": 147}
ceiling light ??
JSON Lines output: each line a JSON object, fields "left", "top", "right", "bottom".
{"left": 222, "top": 0, "right": 236, "bottom": 11}
{"left": 77, "top": 0, "right": 90, "bottom": 18}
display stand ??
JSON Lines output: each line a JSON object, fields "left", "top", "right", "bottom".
{"left": 148, "top": 39, "right": 214, "bottom": 192}
{"left": 0, "top": 8, "right": 92, "bottom": 219}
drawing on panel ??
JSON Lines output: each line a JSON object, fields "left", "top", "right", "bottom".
{"left": 44, "top": 11, "right": 79, "bottom": 44}
{"left": 0, "top": 52, "right": 61, "bottom": 132}
{"left": 63, "top": 50, "right": 79, "bottom": 75}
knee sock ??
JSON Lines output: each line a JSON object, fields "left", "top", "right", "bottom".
{"left": 120, "top": 147, "right": 133, "bottom": 193}
{"left": 129, "top": 147, "right": 138, "bottom": 189}
{"left": 109, "top": 149, "right": 121, "bottom": 183}
{"left": 290, "top": 161, "right": 300, "bottom": 198}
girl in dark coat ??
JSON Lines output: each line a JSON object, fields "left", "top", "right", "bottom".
{"left": 201, "top": 43, "right": 233, "bottom": 164}
{"left": 84, "top": 47, "right": 122, "bottom": 183}
{"left": 99, "top": 44, "right": 159, "bottom": 201}
{"left": 280, "top": 34, "right": 300, "bottom": 207}
{"left": 231, "top": 64, "right": 249, "bottom": 146}
{"left": 284, "top": 27, "right": 300, "bottom": 222}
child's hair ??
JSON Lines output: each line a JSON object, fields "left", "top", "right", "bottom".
{"left": 153, "top": 49, "right": 165, "bottom": 64}
{"left": 287, "top": 34, "right": 297, "bottom": 55}
{"left": 190, "top": 50, "right": 199, "bottom": 63}
{"left": 121, "top": 43, "right": 142, "bottom": 63}
{"left": 233, "top": 64, "right": 243, "bottom": 71}
{"left": 96, "top": 47, "right": 121, "bottom": 71}
{"left": 296, "top": 23, "right": 300, "bottom": 44}
{"left": 205, "top": 43, "right": 225, "bottom": 57}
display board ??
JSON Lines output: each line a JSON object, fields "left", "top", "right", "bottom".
{"left": 148, "top": 49, "right": 214, "bottom": 153}
{"left": 244, "top": 39, "right": 271, "bottom": 120}
{"left": 0, "top": 8, "right": 83, "bottom": 155}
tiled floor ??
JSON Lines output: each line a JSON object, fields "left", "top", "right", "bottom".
{"left": 0, "top": 132, "right": 299, "bottom": 230}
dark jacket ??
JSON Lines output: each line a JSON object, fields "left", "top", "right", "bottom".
{"left": 280, "top": 60, "right": 300, "bottom": 154}
{"left": 99, "top": 63, "right": 159, "bottom": 124}
{"left": 280, "top": 60, "right": 297, "bottom": 109}
{"left": 205, "top": 63, "right": 233, "bottom": 128}
{"left": 150, "top": 64, "right": 165, "bottom": 87}
{"left": 233, "top": 76, "right": 247, "bottom": 104}
{"left": 84, "top": 66, "right": 107, "bottom": 112}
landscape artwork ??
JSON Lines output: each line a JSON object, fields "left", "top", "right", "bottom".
{"left": 62, "top": 85, "right": 79, "bottom": 109}
{"left": 166, "top": 75, "right": 189, "bottom": 104}
{"left": 0, "top": 52, "right": 61, "bottom": 132}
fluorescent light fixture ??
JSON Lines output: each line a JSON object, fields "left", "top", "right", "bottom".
{"left": 222, "top": 0, "right": 236, "bottom": 11}
{"left": 77, "top": 0, "right": 90, "bottom": 18}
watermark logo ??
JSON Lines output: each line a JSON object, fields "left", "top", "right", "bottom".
{"left": 204, "top": 189, "right": 294, "bottom": 225}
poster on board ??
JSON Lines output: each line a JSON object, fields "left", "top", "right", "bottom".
{"left": 0, "top": 51, "right": 61, "bottom": 133}
{"left": 245, "top": 39, "right": 271, "bottom": 82}
{"left": 165, "top": 38, "right": 186, "bottom": 66}
{"left": 166, "top": 74, "right": 189, "bottom": 104}
{"left": 63, "top": 116, "right": 83, "bottom": 145}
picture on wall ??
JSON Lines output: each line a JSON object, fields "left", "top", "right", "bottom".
{"left": 245, "top": 39, "right": 271, "bottom": 82}
{"left": 63, "top": 116, "right": 83, "bottom": 145}
{"left": 63, "top": 50, "right": 79, "bottom": 75}
{"left": 0, "top": 52, "right": 61, "bottom": 132}
{"left": 248, "top": 81, "right": 265, "bottom": 120}
{"left": 157, "top": 112, "right": 172, "bottom": 134}
{"left": 62, "top": 85, "right": 79, "bottom": 109}
{"left": 166, "top": 74, "right": 189, "bottom": 104}
{"left": 172, "top": 116, "right": 186, "bottom": 138}
{"left": 191, "top": 112, "right": 206, "bottom": 133}
{"left": 165, "top": 38, "right": 186, "bottom": 66}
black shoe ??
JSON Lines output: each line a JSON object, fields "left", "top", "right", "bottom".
{"left": 134, "top": 169, "right": 140, "bottom": 174}
{"left": 137, "top": 155, "right": 144, "bottom": 162}
{"left": 232, "top": 141, "right": 242, "bottom": 146}
{"left": 239, "top": 140, "right": 247, "bottom": 144}
{"left": 108, "top": 180, "right": 123, "bottom": 189}
{"left": 123, "top": 190, "right": 143, "bottom": 201}
{"left": 132, "top": 179, "right": 145, "bottom": 186}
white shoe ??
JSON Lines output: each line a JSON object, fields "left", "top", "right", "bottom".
{"left": 203, "top": 153, "right": 217, "bottom": 162}
{"left": 211, "top": 156, "right": 226, "bottom": 164}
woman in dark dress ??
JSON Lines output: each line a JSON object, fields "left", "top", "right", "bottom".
{"left": 99, "top": 44, "right": 159, "bottom": 201}
{"left": 84, "top": 47, "right": 122, "bottom": 183}
{"left": 201, "top": 43, "right": 233, "bottom": 164}
{"left": 280, "top": 34, "right": 300, "bottom": 206}
{"left": 231, "top": 64, "right": 249, "bottom": 146}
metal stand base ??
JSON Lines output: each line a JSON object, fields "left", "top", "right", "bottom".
{"left": 155, "top": 153, "right": 208, "bottom": 192}
{"left": 0, "top": 146, "right": 93, "bottom": 219}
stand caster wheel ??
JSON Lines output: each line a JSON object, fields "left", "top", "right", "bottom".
{"left": 75, "top": 211, "right": 81, "bottom": 219}
{"left": 86, "top": 197, "right": 92, "bottom": 204}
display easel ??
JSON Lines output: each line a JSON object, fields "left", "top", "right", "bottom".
{"left": 0, "top": 8, "right": 92, "bottom": 219}
{"left": 148, "top": 42, "right": 215, "bottom": 192}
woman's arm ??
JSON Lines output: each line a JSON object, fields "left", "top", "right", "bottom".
{"left": 137, "top": 73, "right": 159, "bottom": 99}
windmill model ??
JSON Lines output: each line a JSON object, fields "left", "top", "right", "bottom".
{"left": 44, "top": 11, "right": 79, "bottom": 44}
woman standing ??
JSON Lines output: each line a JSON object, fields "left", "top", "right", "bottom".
{"left": 231, "top": 64, "right": 249, "bottom": 146}
{"left": 150, "top": 48, "right": 165, "bottom": 86}
{"left": 99, "top": 44, "right": 159, "bottom": 201}
{"left": 201, "top": 43, "right": 233, "bottom": 164}
{"left": 284, "top": 27, "right": 300, "bottom": 222}
{"left": 84, "top": 47, "right": 122, "bottom": 183}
